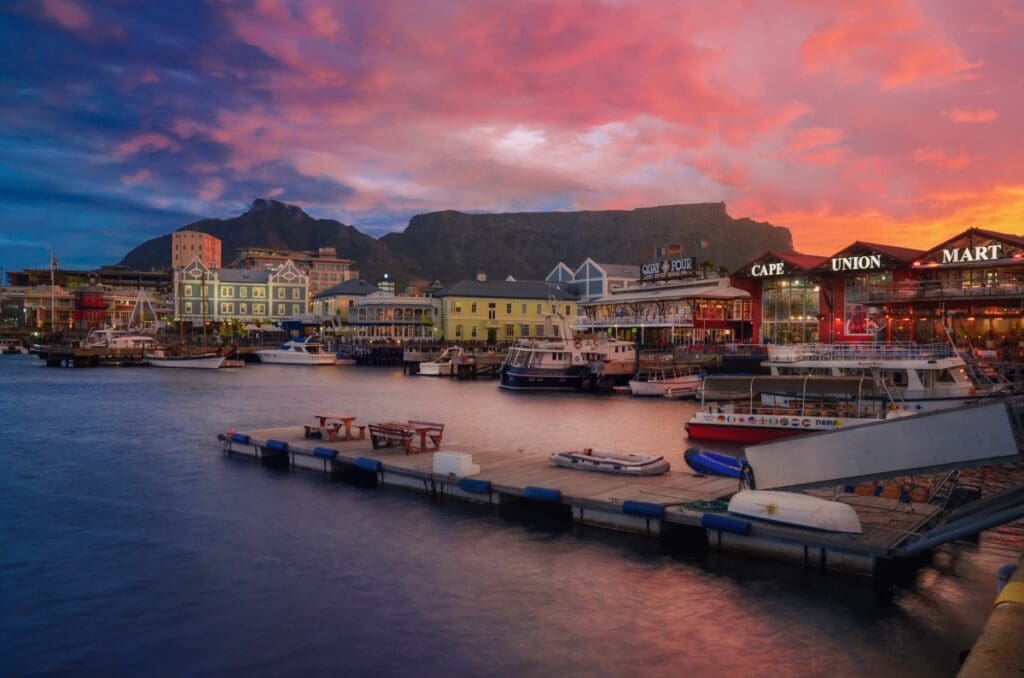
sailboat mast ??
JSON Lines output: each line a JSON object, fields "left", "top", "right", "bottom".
{"left": 49, "top": 247, "right": 56, "bottom": 335}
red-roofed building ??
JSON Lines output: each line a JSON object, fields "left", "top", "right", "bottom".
{"left": 731, "top": 250, "right": 829, "bottom": 343}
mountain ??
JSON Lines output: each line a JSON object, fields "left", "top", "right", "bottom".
{"left": 120, "top": 199, "right": 793, "bottom": 284}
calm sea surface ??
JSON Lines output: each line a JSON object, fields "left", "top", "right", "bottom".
{"left": 1, "top": 355, "right": 1021, "bottom": 677}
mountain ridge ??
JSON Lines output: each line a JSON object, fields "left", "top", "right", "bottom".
{"left": 120, "top": 199, "right": 794, "bottom": 285}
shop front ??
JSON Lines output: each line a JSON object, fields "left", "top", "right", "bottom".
{"left": 731, "top": 251, "right": 828, "bottom": 344}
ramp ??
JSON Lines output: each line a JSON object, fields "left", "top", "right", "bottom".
{"left": 745, "top": 399, "right": 1024, "bottom": 491}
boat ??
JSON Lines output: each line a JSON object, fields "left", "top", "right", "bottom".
{"left": 84, "top": 328, "right": 158, "bottom": 350}
{"left": 629, "top": 364, "right": 703, "bottom": 397}
{"left": 255, "top": 337, "right": 338, "bottom": 365}
{"left": 685, "top": 375, "right": 907, "bottom": 444}
{"left": 727, "top": 490, "right": 863, "bottom": 534}
{"left": 0, "top": 338, "right": 28, "bottom": 354}
{"left": 419, "top": 346, "right": 465, "bottom": 376}
{"left": 549, "top": 449, "right": 670, "bottom": 476}
{"left": 499, "top": 313, "right": 636, "bottom": 391}
{"left": 145, "top": 348, "right": 225, "bottom": 369}
{"left": 763, "top": 343, "right": 1013, "bottom": 413}
{"left": 684, "top": 448, "right": 745, "bottom": 478}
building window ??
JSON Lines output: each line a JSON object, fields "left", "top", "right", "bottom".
{"left": 454, "top": 302, "right": 462, "bottom": 313}
{"left": 253, "top": 288, "right": 266, "bottom": 298}
{"left": 222, "top": 287, "right": 233, "bottom": 298}
{"left": 239, "top": 287, "right": 247, "bottom": 298}
{"left": 506, "top": 303, "right": 512, "bottom": 314}
{"left": 536, "top": 304, "right": 542, "bottom": 314}
{"left": 277, "top": 303, "right": 285, "bottom": 315}
{"left": 471, "top": 302, "right": 477, "bottom": 314}
{"left": 184, "top": 301, "right": 193, "bottom": 314}
{"left": 220, "top": 303, "right": 233, "bottom": 314}
{"left": 521, "top": 304, "right": 527, "bottom": 314}
{"left": 521, "top": 324, "right": 529, "bottom": 336}
{"left": 253, "top": 303, "right": 266, "bottom": 315}
{"left": 455, "top": 325, "right": 463, "bottom": 338}
{"left": 277, "top": 288, "right": 285, "bottom": 299}
{"left": 292, "top": 304, "right": 300, "bottom": 315}
{"left": 184, "top": 285, "right": 193, "bottom": 297}
{"left": 239, "top": 303, "right": 248, "bottom": 315}
{"left": 761, "top": 278, "right": 820, "bottom": 343}
{"left": 471, "top": 326, "right": 478, "bottom": 338}
{"left": 292, "top": 288, "right": 300, "bottom": 300}
{"left": 536, "top": 324, "right": 545, "bottom": 336}
{"left": 505, "top": 324, "right": 514, "bottom": 337}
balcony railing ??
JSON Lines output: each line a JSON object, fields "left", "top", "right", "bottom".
{"left": 574, "top": 314, "right": 695, "bottom": 328}
{"left": 866, "top": 282, "right": 1024, "bottom": 302}
{"left": 767, "top": 342, "right": 955, "bottom": 362}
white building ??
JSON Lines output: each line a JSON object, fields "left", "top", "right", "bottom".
{"left": 173, "top": 257, "right": 308, "bottom": 323}
{"left": 545, "top": 259, "right": 640, "bottom": 301}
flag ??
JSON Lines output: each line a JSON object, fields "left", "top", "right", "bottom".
{"left": 666, "top": 244, "right": 683, "bottom": 256}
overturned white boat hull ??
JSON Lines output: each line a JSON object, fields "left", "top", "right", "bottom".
{"left": 728, "top": 490, "right": 863, "bottom": 534}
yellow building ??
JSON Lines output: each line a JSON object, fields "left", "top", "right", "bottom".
{"left": 435, "top": 279, "right": 578, "bottom": 344}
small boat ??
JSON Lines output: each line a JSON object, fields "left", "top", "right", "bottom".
{"left": 727, "top": 490, "right": 863, "bottom": 534}
{"left": 684, "top": 448, "right": 745, "bottom": 478}
{"left": 419, "top": 346, "right": 465, "bottom": 376}
{"left": 256, "top": 337, "right": 337, "bottom": 365}
{"left": 0, "top": 338, "right": 28, "bottom": 354}
{"left": 629, "top": 364, "right": 703, "bottom": 397}
{"left": 145, "top": 349, "right": 225, "bottom": 369}
{"left": 85, "top": 328, "right": 158, "bottom": 350}
{"left": 549, "top": 449, "right": 670, "bottom": 476}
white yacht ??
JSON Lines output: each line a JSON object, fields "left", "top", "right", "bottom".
{"left": 762, "top": 343, "right": 1012, "bottom": 413}
{"left": 145, "top": 348, "right": 225, "bottom": 369}
{"left": 419, "top": 346, "right": 465, "bottom": 376}
{"left": 256, "top": 337, "right": 337, "bottom": 365}
{"left": 629, "top": 364, "right": 704, "bottom": 397}
{"left": 499, "top": 314, "right": 636, "bottom": 391}
{"left": 85, "top": 328, "right": 158, "bottom": 351}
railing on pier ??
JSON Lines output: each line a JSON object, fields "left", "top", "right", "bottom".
{"left": 573, "top": 314, "right": 694, "bottom": 328}
{"left": 866, "top": 280, "right": 1024, "bottom": 302}
{"left": 767, "top": 342, "right": 956, "bottom": 362}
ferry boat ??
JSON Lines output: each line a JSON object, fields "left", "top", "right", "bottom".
{"left": 685, "top": 375, "right": 904, "bottom": 444}
{"left": 255, "top": 337, "right": 337, "bottom": 365}
{"left": 629, "top": 364, "right": 703, "bottom": 397}
{"left": 85, "top": 328, "right": 158, "bottom": 351}
{"left": 498, "top": 315, "right": 636, "bottom": 391}
{"left": 145, "top": 348, "right": 225, "bottom": 369}
{"left": 419, "top": 346, "right": 465, "bottom": 376}
{"left": 763, "top": 343, "right": 1012, "bottom": 413}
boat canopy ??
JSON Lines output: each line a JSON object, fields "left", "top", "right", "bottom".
{"left": 702, "top": 375, "right": 885, "bottom": 399}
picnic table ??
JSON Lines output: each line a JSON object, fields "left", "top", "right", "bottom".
{"left": 309, "top": 414, "right": 363, "bottom": 441}
{"left": 368, "top": 420, "right": 445, "bottom": 454}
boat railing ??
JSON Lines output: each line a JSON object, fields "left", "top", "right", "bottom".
{"left": 767, "top": 342, "right": 955, "bottom": 362}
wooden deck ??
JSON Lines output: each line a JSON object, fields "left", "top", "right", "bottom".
{"left": 222, "top": 423, "right": 948, "bottom": 575}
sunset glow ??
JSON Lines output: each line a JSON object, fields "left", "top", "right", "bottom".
{"left": 3, "top": 0, "right": 1023, "bottom": 270}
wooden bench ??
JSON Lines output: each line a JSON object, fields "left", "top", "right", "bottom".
{"left": 407, "top": 420, "right": 444, "bottom": 450}
{"left": 303, "top": 424, "right": 322, "bottom": 439}
{"left": 368, "top": 423, "right": 415, "bottom": 454}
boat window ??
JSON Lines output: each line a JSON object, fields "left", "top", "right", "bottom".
{"left": 937, "top": 369, "right": 958, "bottom": 383}
{"left": 916, "top": 370, "right": 934, "bottom": 387}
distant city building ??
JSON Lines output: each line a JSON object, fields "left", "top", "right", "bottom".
{"left": 311, "top": 278, "right": 380, "bottom": 319}
{"left": 545, "top": 259, "right": 640, "bottom": 301}
{"left": 6, "top": 265, "right": 171, "bottom": 291}
{"left": 173, "top": 257, "right": 308, "bottom": 323}
{"left": 172, "top": 230, "right": 222, "bottom": 269}
{"left": 231, "top": 246, "right": 357, "bottom": 300}
{"left": 376, "top": 274, "right": 396, "bottom": 295}
{"left": 432, "top": 279, "right": 578, "bottom": 344}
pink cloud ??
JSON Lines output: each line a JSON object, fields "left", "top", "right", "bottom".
{"left": 113, "top": 133, "right": 180, "bottom": 158}
{"left": 41, "top": 0, "right": 91, "bottom": 31}
{"left": 121, "top": 169, "right": 154, "bottom": 186}
{"left": 197, "top": 178, "right": 226, "bottom": 201}
{"left": 912, "top": 147, "right": 974, "bottom": 170}
{"left": 945, "top": 108, "right": 998, "bottom": 123}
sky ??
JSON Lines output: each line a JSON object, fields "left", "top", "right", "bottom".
{"left": 2, "top": 0, "right": 1023, "bottom": 273}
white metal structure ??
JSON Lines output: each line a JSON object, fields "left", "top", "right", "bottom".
{"left": 256, "top": 337, "right": 337, "bottom": 365}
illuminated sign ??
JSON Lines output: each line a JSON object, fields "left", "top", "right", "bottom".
{"left": 941, "top": 244, "right": 1002, "bottom": 263}
{"left": 641, "top": 257, "right": 694, "bottom": 280}
{"left": 831, "top": 254, "right": 882, "bottom": 271}
{"left": 751, "top": 262, "right": 785, "bottom": 277}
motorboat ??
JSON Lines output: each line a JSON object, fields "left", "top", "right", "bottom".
{"left": 629, "top": 364, "right": 703, "bottom": 397}
{"left": 499, "top": 314, "right": 636, "bottom": 391}
{"left": 145, "top": 348, "right": 225, "bottom": 369}
{"left": 85, "top": 328, "right": 158, "bottom": 350}
{"left": 727, "top": 490, "right": 863, "bottom": 534}
{"left": 685, "top": 375, "right": 907, "bottom": 444}
{"left": 256, "top": 337, "right": 337, "bottom": 365}
{"left": 549, "top": 449, "right": 670, "bottom": 476}
{"left": 683, "top": 448, "right": 745, "bottom": 478}
{"left": 763, "top": 343, "right": 1012, "bottom": 413}
{"left": 0, "top": 338, "right": 28, "bottom": 354}
{"left": 419, "top": 346, "right": 465, "bottom": 376}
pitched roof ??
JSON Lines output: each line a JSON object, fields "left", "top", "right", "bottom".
{"left": 732, "top": 250, "right": 828, "bottom": 275}
{"left": 433, "top": 279, "right": 578, "bottom": 300}
{"left": 832, "top": 241, "right": 925, "bottom": 263}
{"left": 217, "top": 268, "right": 270, "bottom": 283}
{"left": 313, "top": 278, "right": 379, "bottom": 298}
{"left": 592, "top": 262, "right": 641, "bottom": 278}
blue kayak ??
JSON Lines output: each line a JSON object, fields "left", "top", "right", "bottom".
{"left": 684, "top": 448, "right": 745, "bottom": 478}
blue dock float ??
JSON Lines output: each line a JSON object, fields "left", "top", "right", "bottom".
{"left": 622, "top": 500, "right": 666, "bottom": 519}
{"left": 523, "top": 486, "right": 561, "bottom": 503}
{"left": 458, "top": 478, "right": 492, "bottom": 494}
{"left": 354, "top": 456, "right": 382, "bottom": 473}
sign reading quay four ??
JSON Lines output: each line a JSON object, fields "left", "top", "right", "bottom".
{"left": 641, "top": 257, "right": 694, "bottom": 279}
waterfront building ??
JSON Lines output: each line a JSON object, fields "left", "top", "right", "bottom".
{"left": 545, "top": 259, "right": 640, "bottom": 301}
{"left": 433, "top": 277, "right": 577, "bottom": 344}
{"left": 577, "top": 276, "right": 752, "bottom": 344}
{"left": 347, "top": 291, "right": 441, "bottom": 341}
{"left": 172, "top": 230, "right": 222, "bottom": 269}
{"left": 173, "top": 257, "right": 308, "bottom": 323}
{"left": 730, "top": 251, "right": 829, "bottom": 344}
{"left": 6, "top": 265, "right": 171, "bottom": 292}
{"left": 311, "top": 279, "right": 379, "bottom": 320}
{"left": 231, "top": 246, "right": 357, "bottom": 299}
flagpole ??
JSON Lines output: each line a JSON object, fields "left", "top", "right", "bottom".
{"left": 50, "top": 246, "right": 56, "bottom": 335}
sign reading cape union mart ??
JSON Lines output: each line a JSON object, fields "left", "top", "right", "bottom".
{"left": 641, "top": 257, "right": 694, "bottom": 281}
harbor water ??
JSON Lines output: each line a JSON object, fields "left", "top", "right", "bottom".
{"left": 1, "top": 355, "right": 1022, "bottom": 676}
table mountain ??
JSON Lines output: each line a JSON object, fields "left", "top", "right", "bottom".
{"left": 120, "top": 199, "right": 793, "bottom": 284}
